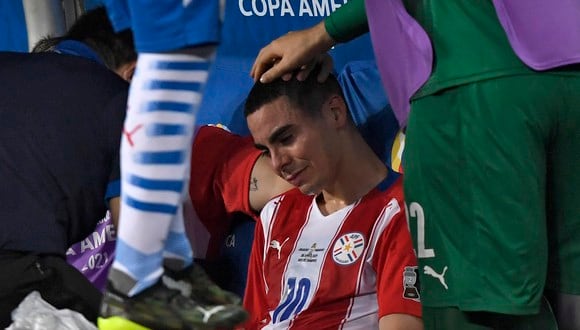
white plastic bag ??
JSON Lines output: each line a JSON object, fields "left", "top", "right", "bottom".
{"left": 6, "top": 291, "right": 97, "bottom": 330}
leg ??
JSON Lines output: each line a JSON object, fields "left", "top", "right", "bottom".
{"left": 105, "top": 0, "right": 221, "bottom": 297}
{"left": 99, "top": 1, "right": 247, "bottom": 328}
{"left": 404, "top": 73, "right": 564, "bottom": 320}
{"left": 423, "top": 297, "right": 557, "bottom": 330}
{"left": 110, "top": 50, "right": 211, "bottom": 295}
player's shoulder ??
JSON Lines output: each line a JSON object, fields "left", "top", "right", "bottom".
{"left": 196, "top": 123, "right": 231, "bottom": 136}
{"left": 193, "top": 123, "right": 237, "bottom": 148}
{"left": 260, "top": 189, "right": 311, "bottom": 220}
{"left": 204, "top": 123, "right": 231, "bottom": 132}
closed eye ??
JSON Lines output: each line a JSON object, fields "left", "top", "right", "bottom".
{"left": 254, "top": 143, "right": 270, "bottom": 157}
{"left": 278, "top": 134, "right": 294, "bottom": 146}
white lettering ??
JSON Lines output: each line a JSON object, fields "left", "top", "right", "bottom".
{"left": 88, "top": 254, "right": 95, "bottom": 269}
{"left": 239, "top": 0, "right": 253, "bottom": 16}
{"left": 238, "top": 0, "right": 348, "bottom": 17}
{"left": 299, "top": 0, "right": 313, "bottom": 16}
{"left": 80, "top": 238, "right": 94, "bottom": 253}
{"left": 239, "top": 0, "right": 346, "bottom": 17}
{"left": 66, "top": 247, "right": 76, "bottom": 256}
{"left": 268, "top": 0, "right": 280, "bottom": 16}
{"left": 93, "top": 229, "right": 106, "bottom": 248}
{"left": 312, "top": 0, "right": 330, "bottom": 16}
{"left": 253, "top": 0, "right": 268, "bottom": 16}
{"left": 281, "top": 0, "right": 294, "bottom": 16}
{"left": 331, "top": 0, "right": 346, "bottom": 12}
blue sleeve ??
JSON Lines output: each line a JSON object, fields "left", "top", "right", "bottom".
{"left": 105, "top": 179, "right": 121, "bottom": 208}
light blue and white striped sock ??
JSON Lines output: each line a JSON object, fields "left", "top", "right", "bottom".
{"left": 110, "top": 52, "right": 212, "bottom": 297}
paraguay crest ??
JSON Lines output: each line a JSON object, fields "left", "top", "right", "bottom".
{"left": 332, "top": 232, "right": 365, "bottom": 265}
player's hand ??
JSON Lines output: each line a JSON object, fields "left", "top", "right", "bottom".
{"left": 251, "top": 21, "right": 336, "bottom": 83}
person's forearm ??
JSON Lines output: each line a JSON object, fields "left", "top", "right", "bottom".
{"left": 379, "top": 314, "right": 423, "bottom": 330}
{"left": 324, "top": 0, "right": 369, "bottom": 43}
{"left": 109, "top": 197, "right": 121, "bottom": 229}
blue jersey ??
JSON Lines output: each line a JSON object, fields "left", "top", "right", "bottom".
{"left": 103, "top": 0, "right": 220, "bottom": 52}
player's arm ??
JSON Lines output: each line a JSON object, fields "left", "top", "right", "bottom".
{"left": 109, "top": 196, "right": 121, "bottom": 229}
{"left": 379, "top": 314, "right": 423, "bottom": 330}
{"left": 248, "top": 154, "right": 294, "bottom": 212}
{"left": 373, "top": 198, "right": 423, "bottom": 329}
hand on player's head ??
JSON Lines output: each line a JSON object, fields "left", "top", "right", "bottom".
{"left": 251, "top": 22, "right": 336, "bottom": 83}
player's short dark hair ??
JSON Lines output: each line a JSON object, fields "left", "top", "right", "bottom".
{"left": 32, "top": 7, "right": 136, "bottom": 71}
{"left": 244, "top": 65, "right": 348, "bottom": 120}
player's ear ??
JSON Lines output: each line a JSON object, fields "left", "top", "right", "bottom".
{"left": 325, "top": 95, "right": 348, "bottom": 127}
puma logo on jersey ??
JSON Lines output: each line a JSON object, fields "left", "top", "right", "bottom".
{"left": 423, "top": 265, "right": 448, "bottom": 290}
{"left": 269, "top": 237, "right": 289, "bottom": 259}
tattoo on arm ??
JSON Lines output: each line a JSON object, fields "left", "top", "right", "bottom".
{"left": 250, "top": 177, "right": 259, "bottom": 191}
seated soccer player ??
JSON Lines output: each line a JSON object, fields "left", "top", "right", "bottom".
{"left": 241, "top": 67, "right": 423, "bottom": 329}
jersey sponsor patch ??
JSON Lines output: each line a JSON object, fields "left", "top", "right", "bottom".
{"left": 332, "top": 232, "right": 365, "bottom": 265}
{"left": 402, "top": 266, "right": 421, "bottom": 301}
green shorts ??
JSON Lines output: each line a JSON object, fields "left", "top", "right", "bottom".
{"left": 403, "top": 71, "right": 580, "bottom": 314}
{"left": 422, "top": 297, "right": 557, "bottom": 330}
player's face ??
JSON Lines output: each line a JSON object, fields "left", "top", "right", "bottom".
{"left": 247, "top": 96, "right": 338, "bottom": 195}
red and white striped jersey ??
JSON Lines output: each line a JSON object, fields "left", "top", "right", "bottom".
{"left": 242, "top": 176, "right": 421, "bottom": 329}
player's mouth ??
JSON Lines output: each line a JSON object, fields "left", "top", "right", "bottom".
{"left": 285, "top": 167, "right": 306, "bottom": 186}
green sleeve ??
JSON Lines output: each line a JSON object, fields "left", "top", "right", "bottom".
{"left": 324, "top": 0, "right": 369, "bottom": 43}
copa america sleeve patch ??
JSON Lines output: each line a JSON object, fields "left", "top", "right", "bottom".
{"left": 403, "top": 266, "right": 421, "bottom": 301}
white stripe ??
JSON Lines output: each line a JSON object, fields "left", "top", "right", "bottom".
{"left": 341, "top": 293, "right": 379, "bottom": 329}
{"left": 261, "top": 196, "right": 284, "bottom": 294}
{"left": 146, "top": 69, "right": 209, "bottom": 82}
{"left": 139, "top": 52, "right": 207, "bottom": 63}
{"left": 284, "top": 200, "right": 355, "bottom": 328}
{"left": 123, "top": 163, "right": 191, "bottom": 181}
{"left": 366, "top": 198, "right": 401, "bottom": 263}
{"left": 123, "top": 184, "right": 183, "bottom": 205}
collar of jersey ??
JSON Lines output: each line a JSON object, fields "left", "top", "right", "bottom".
{"left": 377, "top": 167, "right": 400, "bottom": 192}
{"left": 53, "top": 40, "right": 105, "bottom": 66}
